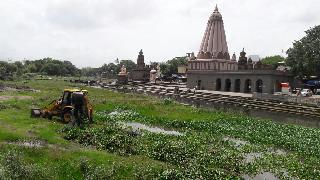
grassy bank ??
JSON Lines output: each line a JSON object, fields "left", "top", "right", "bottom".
{"left": 0, "top": 80, "right": 319, "bottom": 179}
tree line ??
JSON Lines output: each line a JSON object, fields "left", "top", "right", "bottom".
{"left": 0, "top": 56, "right": 189, "bottom": 80}
{"left": 0, "top": 58, "right": 80, "bottom": 80}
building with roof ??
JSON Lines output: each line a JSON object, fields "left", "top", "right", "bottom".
{"left": 187, "top": 5, "right": 293, "bottom": 94}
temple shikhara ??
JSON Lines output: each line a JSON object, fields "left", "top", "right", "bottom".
{"left": 194, "top": 5, "right": 237, "bottom": 71}
{"left": 129, "top": 49, "right": 151, "bottom": 82}
{"left": 187, "top": 5, "right": 293, "bottom": 94}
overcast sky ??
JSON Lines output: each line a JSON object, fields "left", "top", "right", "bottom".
{"left": 0, "top": 0, "right": 319, "bottom": 68}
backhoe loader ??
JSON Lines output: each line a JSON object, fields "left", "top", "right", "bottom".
{"left": 31, "top": 89, "right": 93, "bottom": 123}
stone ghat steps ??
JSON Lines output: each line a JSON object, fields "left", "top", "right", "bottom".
{"left": 133, "top": 85, "right": 320, "bottom": 119}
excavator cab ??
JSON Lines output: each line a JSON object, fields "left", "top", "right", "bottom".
{"left": 62, "top": 90, "right": 72, "bottom": 106}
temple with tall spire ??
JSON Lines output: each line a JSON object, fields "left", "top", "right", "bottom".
{"left": 197, "top": 5, "right": 230, "bottom": 60}
{"left": 188, "top": 5, "right": 238, "bottom": 72}
{"left": 187, "top": 5, "right": 293, "bottom": 94}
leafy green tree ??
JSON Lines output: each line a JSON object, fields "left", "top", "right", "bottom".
{"left": 62, "top": 60, "right": 80, "bottom": 76}
{"left": 160, "top": 56, "right": 188, "bottom": 76}
{"left": 117, "top": 60, "right": 137, "bottom": 73}
{"left": 13, "top": 61, "right": 24, "bottom": 74}
{"left": 261, "top": 55, "right": 285, "bottom": 69}
{"left": 99, "top": 63, "right": 118, "bottom": 78}
{"left": 286, "top": 25, "right": 320, "bottom": 78}
{"left": 81, "top": 67, "right": 99, "bottom": 77}
{"left": 0, "top": 61, "right": 16, "bottom": 80}
{"left": 261, "top": 55, "right": 285, "bottom": 65}
{"left": 97, "top": 60, "right": 136, "bottom": 78}
{"left": 40, "top": 63, "right": 60, "bottom": 76}
{"left": 0, "top": 66, "right": 7, "bottom": 80}
{"left": 26, "top": 64, "right": 37, "bottom": 73}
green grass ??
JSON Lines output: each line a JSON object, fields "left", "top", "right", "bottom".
{"left": 0, "top": 79, "right": 320, "bottom": 179}
{"left": 0, "top": 80, "right": 168, "bottom": 179}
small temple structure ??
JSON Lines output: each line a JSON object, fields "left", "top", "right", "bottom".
{"left": 187, "top": 5, "right": 293, "bottom": 94}
{"left": 129, "top": 50, "right": 151, "bottom": 82}
{"left": 117, "top": 65, "right": 128, "bottom": 84}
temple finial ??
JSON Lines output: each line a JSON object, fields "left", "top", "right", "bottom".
{"left": 214, "top": 4, "right": 219, "bottom": 12}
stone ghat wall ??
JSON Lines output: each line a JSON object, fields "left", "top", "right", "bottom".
{"left": 103, "top": 85, "right": 320, "bottom": 128}
{"left": 253, "top": 93, "right": 320, "bottom": 106}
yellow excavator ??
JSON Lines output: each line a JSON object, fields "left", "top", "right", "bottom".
{"left": 31, "top": 89, "right": 93, "bottom": 123}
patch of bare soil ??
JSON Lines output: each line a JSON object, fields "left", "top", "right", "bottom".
{"left": 0, "top": 120, "right": 17, "bottom": 131}
{"left": 0, "top": 83, "right": 40, "bottom": 92}
{"left": 4, "top": 140, "right": 47, "bottom": 148}
{"left": 0, "top": 96, "right": 32, "bottom": 101}
{"left": 1, "top": 139, "right": 87, "bottom": 152}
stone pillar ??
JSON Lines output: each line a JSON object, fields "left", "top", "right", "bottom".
{"left": 240, "top": 79, "right": 246, "bottom": 93}
{"left": 257, "top": 78, "right": 270, "bottom": 94}
{"left": 232, "top": 79, "right": 238, "bottom": 92}
{"left": 221, "top": 79, "right": 225, "bottom": 92}
{"left": 220, "top": 78, "right": 226, "bottom": 91}
{"left": 265, "top": 79, "right": 274, "bottom": 94}
{"left": 232, "top": 81, "right": 236, "bottom": 92}
{"left": 251, "top": 78, "right": 257, "bottom": 93}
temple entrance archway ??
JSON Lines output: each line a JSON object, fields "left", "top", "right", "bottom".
{"left": 216, "top": 79, "right": 221, "bottom": 91}
{"left": 256, "top": 79, "right": 263, "bottom": 93}
{"left": 244, "top": 79, "right": 252, "bottom": 93}
{"left": 225, "top": 79, "right": 231, "bottom": 91}
{"left": 235, "top": 79, "right": 241, "bottom": 92}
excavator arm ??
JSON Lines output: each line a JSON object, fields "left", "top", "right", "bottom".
{"left": 31, "top": 100, "right": 61, "bottom": 119}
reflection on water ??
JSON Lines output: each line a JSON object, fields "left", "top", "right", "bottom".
{"left": 223, "top": 137, "right": 248, "bottom": 148}
{"left": 120, "top": 122, "right": 184, "bottom": 136}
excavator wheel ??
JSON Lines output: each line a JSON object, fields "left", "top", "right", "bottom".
{"left": 62, "top": 110, "right": 74, "bottom": 123}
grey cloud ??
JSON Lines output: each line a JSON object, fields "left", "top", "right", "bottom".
{"left": 45, "top": 1, "right": 103, "bottom": 29}
{"left": 104, "top": 0, "right": 158, "bottom": 22}
{"left": 45, "top": 0, "right": 158, "bottom": 30}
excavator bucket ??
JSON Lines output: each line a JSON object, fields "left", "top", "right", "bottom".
{"left": 31, "top": 108, "right": 42, "bottom": 118}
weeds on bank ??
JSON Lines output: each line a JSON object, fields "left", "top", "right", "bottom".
{"left": 1, "top": 81, "right": 320, "bottom": 179}
{"left": 61, "top": 124, "right": 139, "bottom": 156}
{"left": 0, "top": 149, "right": 50, "bottom": 180}
{"left": 60, "top": 106, "right": 320, "bottom": 179}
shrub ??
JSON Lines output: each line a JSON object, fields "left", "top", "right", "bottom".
{"left": 62, "top": 124, "right": 139, "bottom": 156}
{"left": 79, "top": 158, "right": 118, "bottom": 180}
{"left": 0, "top": 149, "right": 50, "bottom": 179}
{"left": 163, "top": 98, "right": 173, "bottom": 105}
